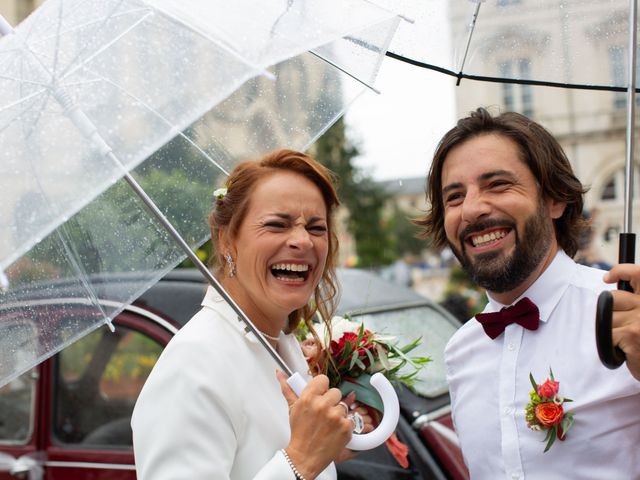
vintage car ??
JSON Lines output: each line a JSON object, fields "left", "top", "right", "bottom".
{"left": 0, "top": 268, "right": 468, "bottom": 480}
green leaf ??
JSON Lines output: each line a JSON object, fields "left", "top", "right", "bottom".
{"left": 543, "top": 427, "right": 557, "bottom": 453}
{"left": 364, "top": 347, "right": 375, "bottom": 367}
{"left": 337, "top": 374, "right": 384, "bottom": 412}
{"left": 529, "top": 372, "right": 538, "bottom": 392}
{"left": 357, "top": 323, "right": 365, "bottom": 342}
{"left": 349, "top": 350, "right": 359, "bottom": 370}
{"left": 341, "top": 340, "right": 354, "bottom": 360}
{"left": 399, "top": 336, "right": 422, "bottom": 354}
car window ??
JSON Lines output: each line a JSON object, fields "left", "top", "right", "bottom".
{"left": 352, "top": 305, "right": 458, "bottom": 398}
{"left": 0, "top": 368, "right": 37, "bottom": 445}
{"left": 53, "top": 324, "right": 163, "bottom": 447}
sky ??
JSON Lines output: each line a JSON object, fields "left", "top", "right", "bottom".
{"left": 344, "top": 58, "right": 456, "bottom": 182}
{"left": 343, "top": 0, "right": 456, "bottom": 182}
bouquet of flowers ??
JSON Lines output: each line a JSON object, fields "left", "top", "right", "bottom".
{"left": 525, "top": 369, "right": 575, "bottom": 453}
{"left": 299, "top": 315, "right": 431, "bottom": 467}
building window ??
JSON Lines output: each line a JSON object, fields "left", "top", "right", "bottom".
{"left": 601, "top": 177, "right": 616, "bottom": 200}
{"left": 600, "top": 166, "right": 640, "bottom": 202}
{"left": 500, "top": 58, "right": 533, "bottom": 116}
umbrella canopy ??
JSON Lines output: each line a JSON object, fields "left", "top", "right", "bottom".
{"left": 378, "top": 0, "right": 637, "bottom": 92}
{"left": 0, "top": 0, "right": 401, "bottom": 388}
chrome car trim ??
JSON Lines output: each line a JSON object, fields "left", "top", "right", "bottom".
{"left": 45, "top": 460, "right": 135, "bottom": 470}
{"left": 412, "top": 405, "right": 460, "bottom": 447}
{"left": 411, "top": 404, "right": 452, "bottom": 430}
{"left": 0, "top": 297, "right": 179, "bottom": 335}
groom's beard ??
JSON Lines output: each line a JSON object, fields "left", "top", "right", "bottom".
{"left": 449, "top": 204, "right": 554, "bottom": 293}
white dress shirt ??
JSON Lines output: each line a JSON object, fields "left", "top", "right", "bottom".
{"left": 445, "top": 251, "right": 640, "bottom": 479}
{"left": 131, "top": 286, "right": 336, "bottom": 480}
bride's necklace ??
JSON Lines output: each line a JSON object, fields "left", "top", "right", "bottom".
{"left": 259, "top": 330, "right": 280, "bottom": 342}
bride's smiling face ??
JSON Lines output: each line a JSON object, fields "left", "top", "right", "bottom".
{"left": 221, "top": 170, "right": 329, "bottom": 327}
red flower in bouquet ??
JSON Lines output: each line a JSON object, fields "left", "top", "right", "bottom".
{"left": 299, "top": 315, "right": 431, "bottom": 468}
{"left": 330, "top": 329, "right": 377, "bottom": 373}
{"left": 525, "top": 369, "right": 574, "bottom": 452}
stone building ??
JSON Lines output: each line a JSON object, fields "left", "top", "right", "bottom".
{"left": 449, "top": 0, "right": 639, "bottom": 265}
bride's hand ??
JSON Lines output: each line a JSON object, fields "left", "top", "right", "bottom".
{"left": 335, "top": 400, "right": 374, "bottom": 463}
{"left": 277, "top": 371, "right": 353, "bottom": 478}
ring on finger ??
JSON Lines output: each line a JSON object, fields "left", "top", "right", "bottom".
{"left": 348, "top": 411, "right": 364, "bottom": 434}
{"left": 338, "top": 401, "right": 349, "bottom": 416}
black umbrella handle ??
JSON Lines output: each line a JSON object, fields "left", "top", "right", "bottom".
{"left": 595, "top": 233, "right": 635, "bottom": 368}
{"left": 596, "top": 291, "right": 626, "bottom": 368}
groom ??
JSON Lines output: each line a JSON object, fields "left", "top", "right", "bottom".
{"left": 415, "top": 108, "right": 640, "bottom": 478}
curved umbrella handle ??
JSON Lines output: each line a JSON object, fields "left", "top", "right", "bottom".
{"left": 287, "top": 371, "right": 399, "bottom": 451}
{"left": 596, "top": 290, "right": 627, "bottom": 368}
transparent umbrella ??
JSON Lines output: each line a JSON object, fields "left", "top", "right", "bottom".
{"left": 369, "top": 0, "right": 639, "bottom": 369}
{"left": 0, "top": 0, "right": 403, "bottom": 447}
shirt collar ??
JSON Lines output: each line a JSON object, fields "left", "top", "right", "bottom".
{"left": 200, "top": 285, "right": 309, "bottom": 376}
{"left": 484, "top": 250, "right": 573, "bottom": 324}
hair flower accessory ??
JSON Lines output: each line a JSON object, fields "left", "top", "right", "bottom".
{"left": 213, "top": 186, "right": 228, "bottom": 200}
{"left": 525, "top": 368, "right": 574, "bottom": 452}
{"left": 299, "top": 315, "right": 430, "bottom": 468}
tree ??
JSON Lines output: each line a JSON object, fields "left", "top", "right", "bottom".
{"left": 386, "top": 205, "right": 427, "bottom": 257}
{"left": 312, "top": 119, "right": 394, "bottom": 267}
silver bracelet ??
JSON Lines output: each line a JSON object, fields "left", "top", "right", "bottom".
{"left": 281, "top": 449, "right": 307, "bottom": 480}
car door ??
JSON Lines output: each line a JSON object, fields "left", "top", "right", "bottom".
{"left": 41, "top": 308, "right": 175, "bottom": 480}
{"left": 0, "top": 304, "right": 175, "bottom": 480}
{"left": 0, "top": 366, "right": 39, "bottom": 480}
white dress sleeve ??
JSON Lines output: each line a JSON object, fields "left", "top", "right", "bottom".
{"left": 132, "top": 329, "right": 296, "bottom": 479}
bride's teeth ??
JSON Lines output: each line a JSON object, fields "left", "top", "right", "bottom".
{"left": 272, "top": 263, "right": 310, "bottom": 272}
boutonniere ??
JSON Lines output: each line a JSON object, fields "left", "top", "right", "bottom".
{"left": 525, "top": 368, "right": 575, "bottom": 452}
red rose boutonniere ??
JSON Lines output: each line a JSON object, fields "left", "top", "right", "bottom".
{"left": 525, "top": 368, "right": 575, "bottom": 453}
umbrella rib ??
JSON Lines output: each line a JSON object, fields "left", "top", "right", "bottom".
{"left": 310, "top": 50, "right": 380, "bottom": 94}
{"left": 385, "top": 52, "right": 639, "bottom": 93}
{"left": 23, "top": 7, "right": 151, "bottom": 46}
{"left": 0, "top": 74, "right": 49, "bottom": 87}
{"left": 0, "top": 89, "right": 47, "bottom": 121}
{"left": 61, "top": 10, "right": 154, "bottom": 81}
{"left": 63, "top": 67, "right": 231, "bottom": 175}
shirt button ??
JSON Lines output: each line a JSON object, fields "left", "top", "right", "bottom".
{"left": 507, "top": 342, "right": 515, "bottom": 351}
{"left": 511, "top": 472, "right": 521, "bottom": 480}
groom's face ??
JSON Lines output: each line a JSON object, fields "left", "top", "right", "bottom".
{"left": 441, "top": 133, "right": 564, "bottom": 294}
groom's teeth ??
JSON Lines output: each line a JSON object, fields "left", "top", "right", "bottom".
{"left": 472, "top": 230, "right": 506, "bottom": 247}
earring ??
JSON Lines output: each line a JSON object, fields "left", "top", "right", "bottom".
{"left": 224, "top": 253, "right": 236, "bottom": 278}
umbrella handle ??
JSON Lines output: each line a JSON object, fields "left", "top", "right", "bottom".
{"left": 287, "top": 371, "right": 399, "bottom": 451}
{"left": 596, "top": 291, "right": 627, "bottom": 368}
{"left": 595, "top": 233, "right": 636, "bottom": 368}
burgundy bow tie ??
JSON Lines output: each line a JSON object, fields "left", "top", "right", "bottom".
{"left": 475, "top": 297, "right": 540, "bottom": 340}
